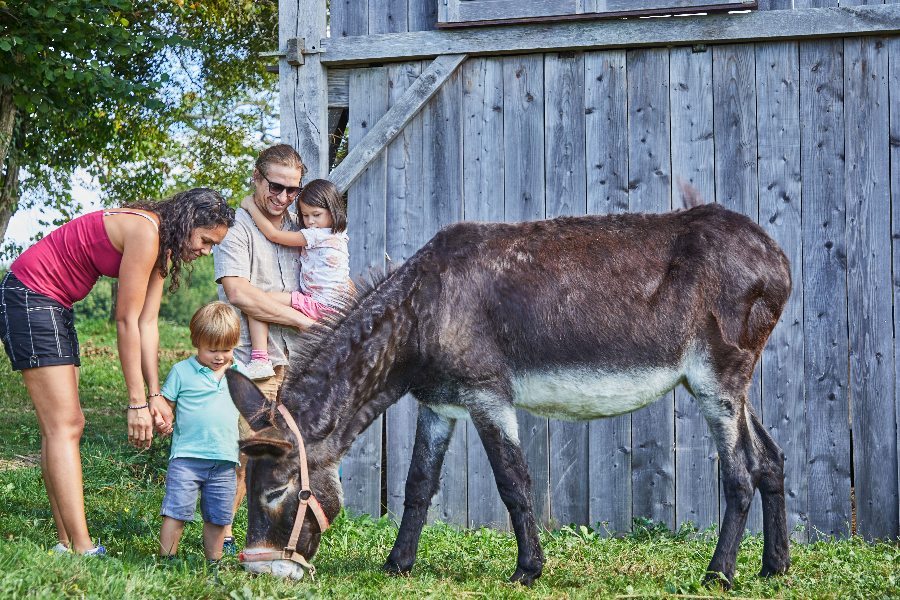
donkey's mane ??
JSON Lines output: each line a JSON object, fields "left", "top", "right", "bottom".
{"left": 275, "top": 259, "right": 425, "bottom": 440}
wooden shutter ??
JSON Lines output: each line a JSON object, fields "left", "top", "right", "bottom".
{"left": 438, "top": 0, "right": 756, "bottom": 27}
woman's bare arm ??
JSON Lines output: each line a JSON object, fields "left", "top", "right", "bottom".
{"left": 114, "top": 219, "right": 160, "bottom": 449}
{"left": 138, "top": 267, "right": 173, "bottom": 434}
{"left": 240, "top": 197, "right": 308, "bottom": 246}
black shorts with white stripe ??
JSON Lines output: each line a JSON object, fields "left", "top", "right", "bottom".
{"left": 0, "top": 272, "right": 81, "bottom": 371}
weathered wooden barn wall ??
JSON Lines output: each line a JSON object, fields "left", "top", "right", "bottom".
{"left": 320, "top": 0, "right": 900, "bottom": 544}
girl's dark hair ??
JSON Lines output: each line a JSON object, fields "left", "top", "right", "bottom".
{"left": 299, "top": 179, "right": 347, "bottom": 234}
{"left": 125, "top": 188, "right": 235, "bottom": 292}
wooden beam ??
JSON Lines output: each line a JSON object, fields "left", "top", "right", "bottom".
{"left": 328, "top": 54, "right": 467, "bottom": 194}
{"left": 319, "top": 4, "right": 900, "bottom": 65}
{"left": 281, "top": 0, "right": 328, "bottom": 181}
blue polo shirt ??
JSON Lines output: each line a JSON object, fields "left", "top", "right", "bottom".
{"left": 160, "top": 356, "right": 249, "bottom": 464}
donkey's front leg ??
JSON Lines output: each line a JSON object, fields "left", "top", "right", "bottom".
{"left": 384, "top": 404, "right": 454, "bottom": 576}
{"left": 469, "top": 401, "right": 544, "bottom": 587}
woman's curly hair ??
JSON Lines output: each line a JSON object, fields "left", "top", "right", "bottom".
{"left": 125, "top": 188, "right": 235, "bottom": 292}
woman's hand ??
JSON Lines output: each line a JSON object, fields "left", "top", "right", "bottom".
{"left": 127, "top": 405, "right": 154, "bottom": 449}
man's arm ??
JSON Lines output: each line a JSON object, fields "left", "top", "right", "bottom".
{"left": 221, "top": 276, "right": 316, "bottom": 329}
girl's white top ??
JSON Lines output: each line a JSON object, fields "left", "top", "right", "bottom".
{"left": 299, "top": 227, "right": 351, "bottom": 308}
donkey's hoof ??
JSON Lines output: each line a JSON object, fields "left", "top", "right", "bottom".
{"left": 703, "top": 570, "right": 732, "bottom": 591}
{"left": 382, "top": 560, "right": 411, "bottom": 577}
{"left": 509, "top": 567, "right": 541, "bottom": 587}
{"left": 758, "top": 560, "right": 790, "bottom": 578}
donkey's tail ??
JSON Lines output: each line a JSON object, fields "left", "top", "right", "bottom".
{"left": 677, "top": 178, "right": 706, "bottom": 209}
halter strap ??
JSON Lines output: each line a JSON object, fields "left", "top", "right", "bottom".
{"left": 103, "top": 210, "right": 160, "bottom": 232}
{"left": 239, "top": 405, "right": 330, "bottom": 576}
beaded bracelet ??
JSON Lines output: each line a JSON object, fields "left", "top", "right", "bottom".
{"left": 127, "top": 403, "right": 149, "bottom": 410}
{"left": 148, "top": 393, "right": 163, "bottom": 399}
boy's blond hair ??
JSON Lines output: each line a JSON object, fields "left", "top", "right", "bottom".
{"left": 189, "top": 301, "right": 241, "bottom": 349}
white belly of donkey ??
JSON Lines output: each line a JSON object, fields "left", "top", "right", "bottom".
{"left": 512, "top": 366, "right": 683, "bottom": 421}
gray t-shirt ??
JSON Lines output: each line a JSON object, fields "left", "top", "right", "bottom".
{"left": 213, "top": 207, "right": 303, "bottom": 368}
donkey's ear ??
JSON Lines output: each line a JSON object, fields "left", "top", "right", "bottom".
{"left": 239, "top": 435, "right": 293, "bottom": 459}
{"left": 226, "top": 369, "right": 274, "bottom": 430}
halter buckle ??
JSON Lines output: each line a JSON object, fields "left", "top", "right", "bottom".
{"left": 299, "top": 489, "right": 311, "bottom": 501}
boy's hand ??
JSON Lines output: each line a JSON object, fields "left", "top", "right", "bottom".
{"left": 240, "top": 196, "right": 255, "bottom": 212}
{"left": 149, "top": 396, "right": 174, "bottom": 436}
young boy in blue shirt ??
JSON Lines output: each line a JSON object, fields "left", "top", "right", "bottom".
{"left": 157, "top": 301, "right": 249, "bottom": 560}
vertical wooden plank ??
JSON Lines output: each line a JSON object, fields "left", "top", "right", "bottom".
{"left": 423, "top": 66, "right": 468, "bottom": 526}
{"left": 585, "top": 49, "right": 632, "bottom": 536}
{"left": 800, "top": 38, "right": 851, "bottom": 541}
{"left": 756, "top": 41, "right": 807, "bottom": 542}
{"left": 845, "top": 36, "right": 897, "bottom": 541}
{"left": 463, "top": 57, "right": 509, "bottom": 529}
{"left": 545, "top": 51, "right": 589, "bottom": 528}
{"left": 713, "top": 43, "right": 763, "bottom": 534}
{"left": 369, "top": 0, "right": 408, "bottom": 34}
{"left": 384, "top": 61, "right": 425, "bottom": 523}
{"left": 627, "top": 47, "right": 675, "bottom": 530}
{"left": 409, "top": 0, "right": 438, "bottom": 32}
{"left": 282, "top": 0, "right": 328, "bottom": 181}
{"left": 670, "top": 46, "right": 719, "bottom": 533}
{"left": 585, "top": 50, "right": 629, "bottom": 215}
{"left": 892, "top": 34, "right": 900, "bottom": 542}
{"left": 503, "top": 53, "right": 550, "bottom": 529}
{"left": 331, "top": 0, "right": 368, "bottom": 37}
{"left": 343, "top": 67, "right": 389, "bottom": 518}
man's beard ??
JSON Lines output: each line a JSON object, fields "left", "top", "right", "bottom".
{"left": 255, "top": 188, "right": 285, "bottom": 217}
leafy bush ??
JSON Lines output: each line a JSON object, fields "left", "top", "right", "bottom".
{"left": 73, "top": 256, "right": 219, "bottom": 326}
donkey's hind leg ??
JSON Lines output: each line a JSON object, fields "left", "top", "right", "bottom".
{"left": 696, "top": 391, "right": 789, "bottom": 587}
{"left": 747, "top": 404, "right": 791, "bottom": 578}
{"left": 384, "top": 403, "right": 455, "bottom": 576}
{"left": 468, "top": 399, "right": 543, "bottom": 587}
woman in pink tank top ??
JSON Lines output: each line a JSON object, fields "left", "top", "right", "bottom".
{"left": 0, "top": 188, "right": 235, "bottom": 555}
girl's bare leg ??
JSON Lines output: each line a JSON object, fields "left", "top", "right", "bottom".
{"left": 247, "top": 314, "right": 270, "bottom": 353}
{"left": 268, "top": 292, "right": 292, "bottom": 306}
{"left": 23, "top": 364, "right": 95, "bottom": 553}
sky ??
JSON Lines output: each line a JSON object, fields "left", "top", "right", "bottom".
{"left": 6, "top": 176, "right": 103, "bottom": 250}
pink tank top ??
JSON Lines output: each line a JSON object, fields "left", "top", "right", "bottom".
{"left": 11, "top": 210, "right": 157, "bottom": 308}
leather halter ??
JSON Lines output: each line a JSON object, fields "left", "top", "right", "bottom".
{"left": 239, "top": 405, "right": 330, "bottom": 576}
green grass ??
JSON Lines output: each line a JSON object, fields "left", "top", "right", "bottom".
{"left": 1, "top": 321, "right": 899, "bottom": 599}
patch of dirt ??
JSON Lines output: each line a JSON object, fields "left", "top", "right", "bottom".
{"left": 80, "top": 340, "right": 192, "bottom": 361}
{"left": 0, "top": 454, "right": 40, "bottom": 471}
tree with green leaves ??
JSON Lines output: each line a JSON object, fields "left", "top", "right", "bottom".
{"left": 0, "top": 0, "right": 278, "bottom": 256}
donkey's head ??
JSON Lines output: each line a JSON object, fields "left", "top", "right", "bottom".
{"left": 226, "top": 370, "right": 343, "bottom": 579}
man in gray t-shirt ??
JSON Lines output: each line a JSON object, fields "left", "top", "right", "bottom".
{"left": 213, "top": 145, "right": 315, "bottom": 399}
{"left": 212, "top": 144, "right": 314, "bottom": 548}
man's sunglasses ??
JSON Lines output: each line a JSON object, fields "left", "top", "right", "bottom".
{"left": 198, "top": 201, "right": 236, "bottom": 219}
{"left": 260, "top": 172, "right": 301, "bottom": 199}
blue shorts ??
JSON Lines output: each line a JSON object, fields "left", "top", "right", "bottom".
{"left": 160, "top": 457, "right": 237, "bottom": 525}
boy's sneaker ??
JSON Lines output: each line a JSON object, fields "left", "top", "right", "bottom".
{"left": 246, "top": 359, "right": 275, "bottom": 380}
{"left": 222, "top": 536, "right": 237, "bottom": 554}
{"left": 51, "top": 542, "right": 70, "bottom": 554}
{"left": 83, "top": 546, "right": 106, "bottom": 557}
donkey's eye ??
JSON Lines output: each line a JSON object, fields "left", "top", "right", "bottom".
{"left": 266, "top": 487, "right": 288, "bottom": 503}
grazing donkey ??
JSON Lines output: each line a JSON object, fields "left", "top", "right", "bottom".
{"left": 227, "top": 202, "right": 792, "bottom": 587}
